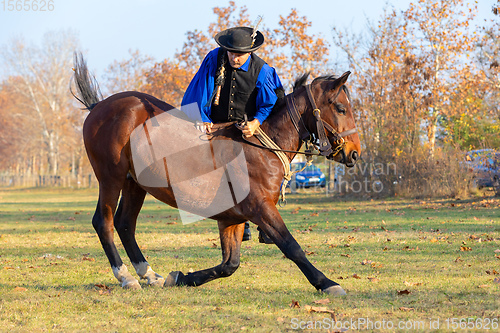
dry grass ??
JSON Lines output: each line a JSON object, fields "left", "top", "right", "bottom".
{"left": 0, "top": 188, "right": 499, "bottom": 332}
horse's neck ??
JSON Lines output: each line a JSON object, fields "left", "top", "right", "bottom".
{"left": 260, "top": 102, "right": 303, "bottom": 160}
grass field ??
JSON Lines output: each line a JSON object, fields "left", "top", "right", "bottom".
{"left": 0, "top": 187, "right": 499, "bottom": 332}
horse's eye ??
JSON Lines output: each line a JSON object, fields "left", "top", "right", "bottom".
{"left": 335, "top": 103, "right": 346, "bottom": 115}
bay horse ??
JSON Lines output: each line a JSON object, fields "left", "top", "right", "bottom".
{"left": 72, "top": 53, "right": 361, "bottom": 295}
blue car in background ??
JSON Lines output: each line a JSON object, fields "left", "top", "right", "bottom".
{"left": 464, "top": 149, "right": 500, "bottom": 190}
{"left": 290, "top": 162, "right": 326, "bottom": 188}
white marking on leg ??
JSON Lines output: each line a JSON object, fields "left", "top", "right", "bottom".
{"left": 112, "top": 264, "right": 141, "bottom": 289}
{"left": 132, "top": 261, "right": 165, "bottom": 287}
{"left": 132, "top": 261, "right": 150, "bottom": 277}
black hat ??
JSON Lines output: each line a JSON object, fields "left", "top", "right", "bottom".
{"left": 214, "top": 27, "right": 264, "bottom": 53}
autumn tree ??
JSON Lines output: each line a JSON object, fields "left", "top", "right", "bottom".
{"left": 103, "top": 49, "right": 154, "bottom": 94}
{"left": 141, "top": 1, "right": 330, "bottom": 105}
{"left": 265, "top": 9, "right": 330, "bottom": 86}
{"left": 476, "top": 1, "right": 500, "bottom": 122}
{"left": 0, "top": 30, "right": 83, "bottom": 176}
{"left": 402, "top": 0, "right": 478, "bottom": 153}
{"left": 332, "top": 1, "right": 483, "bottom": 197}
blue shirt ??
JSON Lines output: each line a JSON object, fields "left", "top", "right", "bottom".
{"left": 181, "top": 48, "right": 283, "bottom": 124}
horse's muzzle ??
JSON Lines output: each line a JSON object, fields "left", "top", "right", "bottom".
{"left": 346, "top": 150, "right": 359, "bottom": 167}
{"left": 331, "top": 148, "right": 358, "bottom": 167}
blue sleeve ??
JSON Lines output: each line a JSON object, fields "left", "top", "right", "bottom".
{"left": 181, "top": 48, "right": 219, "bottom": 123}
{"left": 254, "top": 64, "right": 283, "bottom": 124}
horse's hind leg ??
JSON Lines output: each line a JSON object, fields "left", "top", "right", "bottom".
{"left": 114, "top": 177, "right": 165, "bottom": 287}
{"left": 93, "top": 183, "right": 141, "bottom": 289}
{"left": 165, "top": 220, "right": 244, "bottom": 287}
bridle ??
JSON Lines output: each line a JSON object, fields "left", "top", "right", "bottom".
{"left": 238, "top": 81, "right": 358, "bottom": 206}
{"left": 238, "top": 81, "right": 357, "bottom": 161}
{"left": 286, "top": 84, "right": 357, "bottom": 159}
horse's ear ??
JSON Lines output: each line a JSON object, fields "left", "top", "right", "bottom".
{"left": 326, "top": 71, "right": 351, "bottom": 95}
{"left": 337, "top": 71, "right": 351, "bottom": 86}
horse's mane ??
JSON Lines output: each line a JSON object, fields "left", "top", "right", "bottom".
{"left": 271, "top": 73, "right": 351, "bottom": 114}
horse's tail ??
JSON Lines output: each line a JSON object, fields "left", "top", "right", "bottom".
{"left": 71, "top": 52, "right": 103, "bottom": 111}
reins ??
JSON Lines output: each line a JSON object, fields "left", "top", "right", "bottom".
{"left": 237, "top": 83, "right": 357, "bottom": 205}
{"left": 239, "top": 83, "right": 357, "bottom": 159}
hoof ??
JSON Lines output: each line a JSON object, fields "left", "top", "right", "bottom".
{"left": 148, "top": 277, "right": 166, "bottom": 287}
{"left": 164, "top": 271, "right": 181, "bottom": 287}
{"left": 122, "top": 279, "right": 141, "bottom": 290}
{"left": 322, "top": 285, "right": 346, "bottom": 296}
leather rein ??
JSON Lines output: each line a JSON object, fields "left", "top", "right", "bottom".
{"left": 241, "top": 83, "right": 357, "bottom": 160}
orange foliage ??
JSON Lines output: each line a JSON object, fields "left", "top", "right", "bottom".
{"left": 143, "top": 1, "right": 330, "bottom": 101}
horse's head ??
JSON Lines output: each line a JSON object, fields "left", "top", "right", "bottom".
{"left": 293, "top": 72, "right": 361, "bottom": 167}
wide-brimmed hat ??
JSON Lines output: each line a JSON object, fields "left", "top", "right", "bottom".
{"left": 214, "top": 27, "right": 264, "bottom": 53}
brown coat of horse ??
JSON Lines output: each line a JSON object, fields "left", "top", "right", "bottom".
{"left": 73, "top": 54, "right": 361, "bottom": 295}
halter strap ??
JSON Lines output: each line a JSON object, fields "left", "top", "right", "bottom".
{"left": 305, "top": 85, "right": 333, "bottom": 156}
{"left": 285, "top": 83, "right": 358, "bottom": 158}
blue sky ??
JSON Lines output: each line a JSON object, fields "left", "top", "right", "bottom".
{"left": 0, "top": 0, "right": 496, "bottom": 78}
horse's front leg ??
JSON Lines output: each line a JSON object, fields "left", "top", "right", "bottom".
{"left": 254, "top": 200, "right": 346, "bottom": 296}
{"left": 164, "top": 220, "right": 244, "bottom": 287}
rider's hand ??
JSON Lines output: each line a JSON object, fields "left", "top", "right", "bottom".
{"left": 196, "top": 122, "right": 213, "bottom": 133}
{"left": 242, "top": 119, "right": 260, "bottom": 138}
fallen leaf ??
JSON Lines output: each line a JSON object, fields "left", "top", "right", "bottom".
{"left": 460, "top": 246, "right": 472, "bottom": 252}
{"left": 486, "top": 270, "right": 499, "bottom": 275}
{"left": 399, "top": 307, "right": 414, "bottom": 312}
{"left": 304, "top": 305, "right": 336, "bottom": 316}
{"left": 211, "top": 243, "right": 218, "bottom": 248}
{"left": 82, "top": 253, "right": 95, "bottom": 261}
{"left": 313, "top": 298, "right": 331, "bottom": 305}
{"left": 340, "top": 254, "right": 351, "bottom": 258}
{"left": 478, "top": 284, "right": 490, "bottom": 288}
{"left": 14, "top": 287, "right": 27, "bottom": 292}
{"left": 290, "top": 299, "right": 300, "bottom": 308}
{"left": 304, "top": 250, "right": 315, "bottom": 255}
{"left": 310, "top": 212, "right": 319, "bottom": 217}
{"left": 367, "top": 277, "right": 380, "bottom": 283}
{"left": 361, "top": 259, "right": 373, "bottom": 265}
{"left": 454, "top": 257, "right": 464, "bottom": 262}
{"left": 352, "top": 274, "right": 362, "bottom": 279}
{"left": 397, "top": 289, "right": 411, "bottom": 295}
{"left": 94, "top": 284, "right": 110, "bottom": 290}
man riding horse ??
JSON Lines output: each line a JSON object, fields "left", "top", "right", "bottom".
{"left": 182, "top": 26, "right": 284, "bottom": 243}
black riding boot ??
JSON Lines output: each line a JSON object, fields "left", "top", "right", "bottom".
{"left": 242, "top": 221, "right": 251, "bottom": 241}
{"left": 257, "top": 227, "right": 274, "bottom": 244}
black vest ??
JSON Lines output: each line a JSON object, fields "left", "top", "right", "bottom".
{"left": 211, "top": 48, "right": 266, "bottom": 123}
